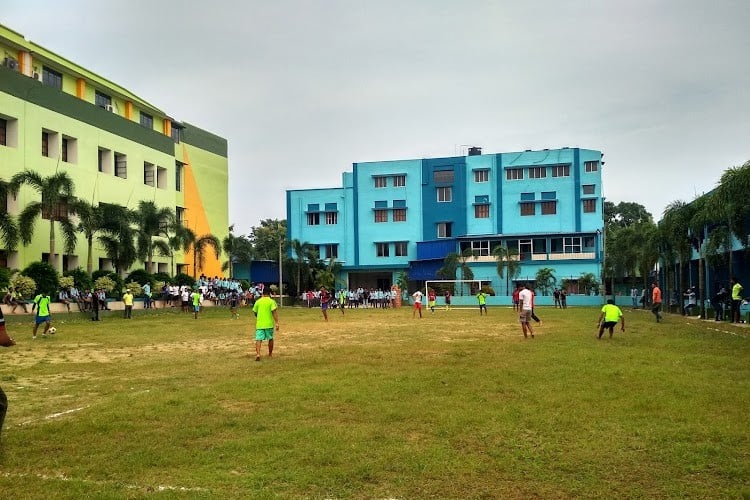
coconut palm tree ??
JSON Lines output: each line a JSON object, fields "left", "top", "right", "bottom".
{"left": 70, "top": 199, "right": 104, "bottom": 276}
{"left": 290, "top": 239, "right": 316, "bottom": 297}
{"left": 161, "top": 219, "right": 195, "bottom": 277}
{"left": 97, "top": 204, "right": 137, "bottom": 276}
{"left": 222, "top": 225, "right": 253, "bottom": 278}
{"left": 492, "top": 243, "right": 520, "bottom": 295}
{"left": 186, "top": 233, "right": 221, "bottom": 278}
{"left": 133, "top": 200, "right": 173, "bottom": 273}
{"left": 535, "top": 267, "right": 556, "bottom": 296}
{"left": 0, "top": 178, "right": 19, "bottom": 252}
{"left": 10, "top": 170, "right": 77, "bottom": 271}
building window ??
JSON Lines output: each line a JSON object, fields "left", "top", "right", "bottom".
{"left": 175, "top": 162, "right": 183, "bottom": 191}
{"left": 584, "top": 160, "right": 599, "bottom": 172}
{"left": 564, "top": 237, "right": 582, "bottom": 253}
{"left": 374, "top": 209, "right": 388, "bottom": 223}
{"left": 437, "top": 186, "right": 452, "bottom": 202}
{"left": 176, "top": 206, "right": 185, "bottom": 226}
{"left": 376, "top": 243, "right": 390, "bottom": 257}
{"left": 474, "top": 169, "right": 489, "bottom": 183}
{"left": 325, "top": 244, "right": 338, "bottom": 259}
{"left": 541, "top": 201, "right": 557, "bottom": 215}
{"left": 394, "top": 241, "right": 408, "bottom": 256}
{"left": 474, "top": 204, "right": 490, "bottom": 218}
{"left": 582, "top": 184, "right": 595, "bottom": 195}
{"left": 115, "top": 153, "right": 127, "bottom": 178}
{"left": 374, "top": 176, "right": 387, "bottom": 188}
{"left": 171, "top": 126, "right": 181, "bottom": 143}
{"left": 552, "top": 165, "right": 570, "bottom": 177}
{"left": 582, "top": 199, "right": 597, "bottom": 213}
{"left": 42, "top": 66, "right": 63, "bottom": 90}
{"left": 520, "top": 202, "right": 535, "bottom": 216}
{"left": 0, "top": 118, "right": 6, "bottom": 146}
{"left": 140, "top": 112, "right": 153, "bottom": 129}
{"left": 61, "top": 137, "right": 69, "bottom": 162}
{"left": 95, "top": 91, "right": 112, "bottom": 109}
{"left": 437, "top": 222, "right": 452, "bottom": 238}
{"left": 392, "top": 175, "right": 406, "bottom": 187}
{"left": 506, "top": 168, "right": 523, "bottom": 180}
{"left": 307, "top": 213, "right": 320, "bottom": 225}
{"left": 529, "top": 167, "right": 547, "bottom": 179}
{"left": 392, "top": 208, "right": 406, "bottom": 222}
{"left": 434, "top": 170, "right": 454, "bottom": 183}
{"left": 41, "top": 131, "right": 50, "bottom": 157}
{"left": 41, "top": 196, "right": 69, "bottom": 221}
{"left": 98, "top": 148, "right": 112, "bottom": 174}
{"left": 157, "top": 167, "right": 168, "bottom": 189}
{"left": 143, "top": 163, "right": 155, "bottom": 186}
{"left": 325, "top": 212, "right": 338, "bottom": 224}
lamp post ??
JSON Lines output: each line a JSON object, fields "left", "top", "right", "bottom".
{"left": 596, "top": 228, "right": 605, "bottom": 303}
{"left": 278, "top": 221, "right": 284, "bottom": 308}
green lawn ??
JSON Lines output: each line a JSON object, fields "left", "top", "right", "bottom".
{"left": 1, "top": 305, "right": 748, "bottom": 499}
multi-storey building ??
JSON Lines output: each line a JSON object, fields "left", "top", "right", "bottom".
{"left": 287, "top": 147, "right": 604, "bottom": 300}
{"left": 0, "top": 24, "right": 228, "bottom": 276}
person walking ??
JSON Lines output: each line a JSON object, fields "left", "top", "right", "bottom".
{"left": 518, "top": 283, "right": 535, "bottom": 339}
{"left": 190, "top": 288, "right": 202, "bottom": 319}
{"left": 711, "top": 286, "right": 728, "bottom": 321}
{"left": 444, "top": 290, "right": 451, "bottom": 311}
{"left": 651, "top": 282, "right": 663, "bottom": 323}
{"left": 597, "top": 299, "right": 625, "bottom": 339}
{"left": 252, "top": 288, "right": 279, "bottom": 361}
{"left": 427, "top": 288, "right": 437, "bottom": 313}
{"left": 31, "top": 290, "right": 53, "bottom": 339}
{"left": 730, "top": 277, "right": 743, "bottom": 323}
{"left": 476, "top": 289, "right": 488, "bottom": 316}
{"left": 412, "top": 289, "right": 423, "bottom": 318}
{"left": 631, "top": 286, "right": 639, "bottom": 309}
{"left": 122, "top": 289, "right": 134, "bottom": 319}
{"left": 90, "top": 288, "right": 100, "bottom": 321}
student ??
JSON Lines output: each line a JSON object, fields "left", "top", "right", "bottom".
{"left": 476, "top": 289, "right": 487, "bottom": 316}
{"left": 252, "top": 288, "right": 279, "bottom": 361}
{"left": 597, "top": 299, "right": 625, "bottom": 339}
{"left": 518, "top": 283, "right": 535, "bottom": 339}
{"left": 651, "top": 282, "right": 663, "bottom": 323}
{"left": 427, "top": 288, "right": 437, "bottom": 313}
{"left": 730, "top": 277, "right": 743, "bottom": 323}
{"left": 122, "top": 289, "right": 134, "bottom": 319}
{"left": 444, "top": 290, "right": 451, "bottom": 311}
{"left": 31, "top": 290, "right": 53, "bottom": 339}
{"left": 191, "top": 288, "right": 202, "bottom": 319}
{"left": 319, "top": 286, "right": 331, "bottom": 322}
{"left": 412, "top": 289, "right": 423, "bottom": 318}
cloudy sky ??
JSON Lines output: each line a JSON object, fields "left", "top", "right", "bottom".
{"left": 4, "top": 0, "right": 749, "bottom": 235}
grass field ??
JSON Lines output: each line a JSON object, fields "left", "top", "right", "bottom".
{"left": 0, "top": 304, "right": 748, "bottom": 499}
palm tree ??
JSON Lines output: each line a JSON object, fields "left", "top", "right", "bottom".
{"left": 10, "top": 170, "right": 77, "bottom": 271}
{"left": 661, "top": 200, "right": 694, "bottom": 306}
{"left": 437, "top": 248, "right": 476, "bottom": 295}
{"left": 492, "top": 243, "right": 520, "bottom": 295}
{"left": 290, "top": 239, "right": 315, "bottom": 297}
{"left": 97, "top": 204, "right": 137, "bottom": 276}
{"left": 162, "top": 219, "right": 195, "bottom": 277}
{"left": 133, "top": 201, "right": 173, "bottom": 273}
{"left": 70, "top": 199, "right": 104, "bottom": 275}
{"left": 187, "top": 233, "right": 221, "bottom": 278}
{"left": 0, "top": 178, "right": 19, "bottom": 252}
{"left": 535, "top": 267, "right": 556, "bottom": 296}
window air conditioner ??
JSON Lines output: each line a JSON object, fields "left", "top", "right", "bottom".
{"left": 105, "top": 104, "right": 115, "bottom": 112}
{"left": 3, "top": 57, "right": 19, "bottom": 71}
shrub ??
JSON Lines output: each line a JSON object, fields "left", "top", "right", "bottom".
{"left": 126, "top": 270, "right": 154, "bottom": 287}
{"left": 125, "top": 281, "right": 143, "bottom": 297}
{"left": 481, "top": 285, "right": 496, "bottom": 296}
{"left": 59, "top": 276, "right": 75, "bottom": 289}
{"left": 11, "top": 275, "right": 36, "bottom": 299}
{"left": 21, "top": 261, "right": 59, "bottom": 295}
{"left": 239, "top": 279, "right": 250, "bottom": 291}
{"left": 94, "top": 276, "right": 116, "bottom": 294}
{"left": 92, "top": 271, "right": 124, "bottom": 298}
{"left": 64, "top": 268, "right": 93, "bottom": 291}
{"left": 153, "top": 272, "right": 171, "bottom": 284}
{"left": 174, "top": 273, "right": 195, "bottom": 288}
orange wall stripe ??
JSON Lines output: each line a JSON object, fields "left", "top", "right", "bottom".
{"left": 163, "top": 119, "right": 171, "bottom": 137}
{"left": 76, "top": 78, "right": 86, "bottom": 99}
{"left": 181, "top": 144, "right": 223, "bottom": 278}
{"left": 125, "top": 101, "right": 133, "bottom": 120}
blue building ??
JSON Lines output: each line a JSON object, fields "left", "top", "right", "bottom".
{"left": 286, "top": 147, "right": 604, "bottom": 299}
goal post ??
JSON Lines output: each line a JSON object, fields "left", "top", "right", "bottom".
{"left": 424, "top": 279, "right": 485, "bottom": 297}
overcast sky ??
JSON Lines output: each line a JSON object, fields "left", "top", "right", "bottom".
{"left": 4, "top": 0, "right": 749, "bottom": 235}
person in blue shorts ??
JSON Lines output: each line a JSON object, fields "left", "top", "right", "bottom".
{"left": 319, "top": 286, "right": 331, "bottom": 322}
{"left": 31, "top": 290, "right": 53, "bottom": 339}
{"left": 252, "top": 288, "right": 279, "bottom": 361}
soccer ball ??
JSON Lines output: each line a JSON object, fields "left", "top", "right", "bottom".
{"left": 48, "top": 327, "right": 57, "bottom": 335}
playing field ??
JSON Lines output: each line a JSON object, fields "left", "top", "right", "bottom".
{"left": 0, "top": 304, "right": 748, "bottom": 499}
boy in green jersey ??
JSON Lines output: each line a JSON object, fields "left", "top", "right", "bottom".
{"left": 31, "top": 290, "right": 53, "bottom": 339}
{"left": 597, "top": 299, "right": 625, "bottom": 339}
{"left": 252, "top": 288, "right": 279, "bottom": 361}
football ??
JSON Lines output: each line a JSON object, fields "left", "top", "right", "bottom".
{"left": 48, "top": 327, "right": 57, "bottom": 335}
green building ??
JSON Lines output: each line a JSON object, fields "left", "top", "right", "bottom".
{"left": 0, "top": 23, "right": 228, "bottom": 277}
